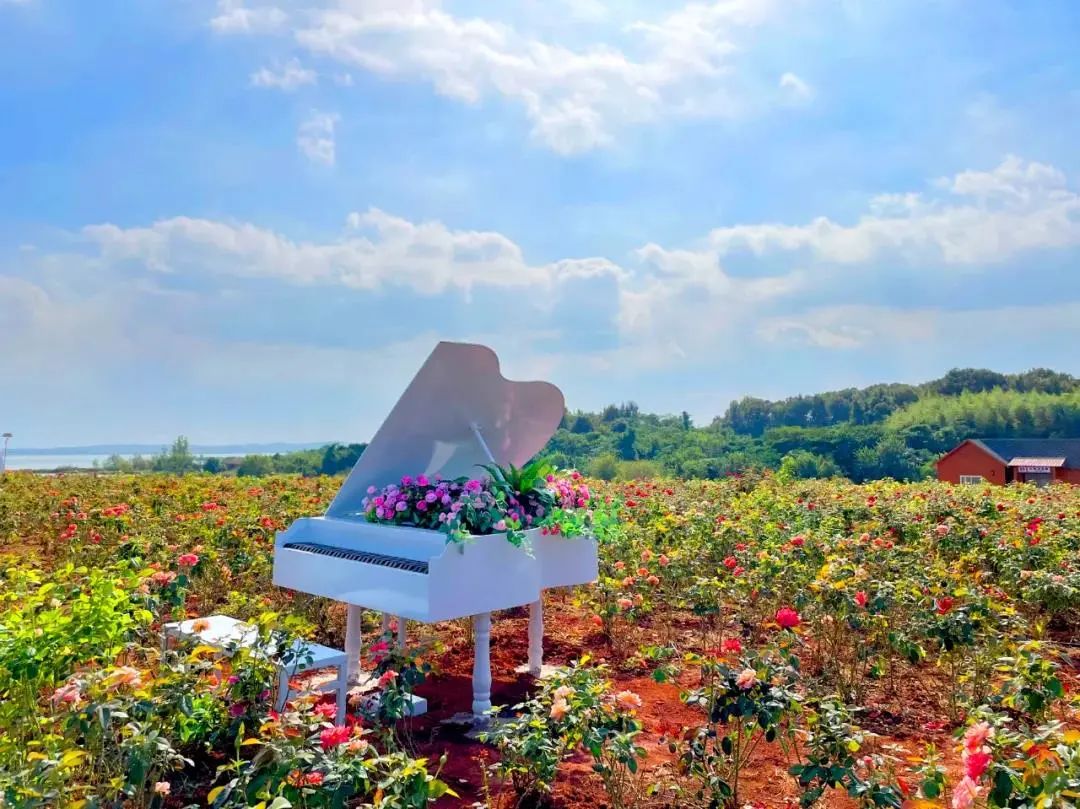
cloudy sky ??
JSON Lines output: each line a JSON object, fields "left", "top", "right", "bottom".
{"left": 2, "top": 0, "right": 1079, "bottom": 446}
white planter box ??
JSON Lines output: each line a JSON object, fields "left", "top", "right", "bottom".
{"left": 533, "top": 532, "right": 598, "bottom": 589}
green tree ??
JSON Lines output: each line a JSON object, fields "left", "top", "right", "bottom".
{"left": 154, "top": 436, "right": 196, "bottom": 474}
{"left": 570, "top": 415, "right": 594, "bottom": 434}
{"left": 237, "top": 454, "right": 274, "bottom": 477}
{"left": 852, "top": 435, "right": 923, "bottom": 482}
{"left": 587, "top": 453, "right": 620, "bottom": 481}
{"left": 320, "top": 443, "right": 366, "bottom": 475}
{"left": 778, "top": 450, "right": 842, "bottom": 480}
{"left": 929, "top": 368, "right": 1008, "bottom": 396}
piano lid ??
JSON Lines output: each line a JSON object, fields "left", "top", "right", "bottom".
{"left": 327, "top": 342, "right": 566, "bottom": 519}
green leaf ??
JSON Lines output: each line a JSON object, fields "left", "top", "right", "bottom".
{"left": 991, "top": 769, "right": 1012, "bottom": 806}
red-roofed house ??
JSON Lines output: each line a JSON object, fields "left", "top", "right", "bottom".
{"left": 936, "top": 438, "right": 1080, "bottom": 486}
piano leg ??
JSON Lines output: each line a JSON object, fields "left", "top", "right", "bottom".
{"left": 472, "top": 612, "right": 492, "bottom": 718}
{"left": 528, "top": 596, "right": 544, "bottom": 677}
{"left": 345, "top": 605, "right": 363, "bottom": 684}
{"left": 397, "top": 618, "right": 407, "bottom": 650}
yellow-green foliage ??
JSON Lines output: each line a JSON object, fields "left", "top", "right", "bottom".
{"left": 2, "top": 472, "right": 1079, "bottom": 807}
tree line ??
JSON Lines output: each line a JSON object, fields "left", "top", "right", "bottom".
{"left": 544, "top": 368, "right": 1080, "bottom": 482}
{"left": 97, "top": 366, "right": 1080, "bottom": 482}
{"left": 99, "top": 437, "right": 366, "bottom": 476}
{"left": 720, "top": 367, "right": 1078, "bottom": 436}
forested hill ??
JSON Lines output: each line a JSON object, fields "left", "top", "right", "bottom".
{"left": 101, "top": 367, "right": 1080, "bottom": 482}
{"left": 719, "top": 367, "right": 1079, "bottom": 436}
{"left": 544, "top": 367, "right": 1080, "bottom": 482}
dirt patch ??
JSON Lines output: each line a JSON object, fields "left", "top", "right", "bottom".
{"left": 381, "top": 602, "right": 920, "bottom": 808}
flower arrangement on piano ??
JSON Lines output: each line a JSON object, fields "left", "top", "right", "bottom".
{"left": 360, "top": 458, "right": 593, "bottom": 546}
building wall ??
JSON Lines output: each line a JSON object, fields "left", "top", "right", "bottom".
{"left": 1057, "top": 467, "right": 1080, "bottom": 484}
{"left": 937, "top": 442, "right": 1007, "bottom": 485}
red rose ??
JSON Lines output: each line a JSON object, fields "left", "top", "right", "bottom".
{"left": 320, "top": 725, "right": 351, "bottom": 749}
{"left": 775, "top": 607, "right": 801, "bottom": 629}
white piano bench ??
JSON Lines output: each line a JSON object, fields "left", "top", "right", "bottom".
{"left": 352, "top": 685, "right": 429, "bottom": 718}
{"left": 162, "top": 615, "right": 348, "bottom": 721}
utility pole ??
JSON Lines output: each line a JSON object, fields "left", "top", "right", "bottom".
{"left": 0, "top": 433, "right": 11, "bottom": 474}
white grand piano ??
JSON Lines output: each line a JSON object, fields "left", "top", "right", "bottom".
{"left": 273, "top": 342, "right": 598, "bottom": 718}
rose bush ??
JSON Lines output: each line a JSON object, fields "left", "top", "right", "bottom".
{"left": 2, "top": 470, "right": 1079, "bottom": 807}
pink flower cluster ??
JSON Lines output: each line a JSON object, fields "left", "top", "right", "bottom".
{"left": 546, "top": 471, "right": 591, "bottom": 510}
{"left": 952, "top": 721, "right": 994, "bottom": 809}
{"left": 362, "top": 475, "right": 500, "bottom": 535}
{"left": 361, "top": 470, "right": 591, "bottom": 542}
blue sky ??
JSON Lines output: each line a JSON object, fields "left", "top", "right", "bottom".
{"left": 2, "top": 0, "right": 1079, "bottom": 446}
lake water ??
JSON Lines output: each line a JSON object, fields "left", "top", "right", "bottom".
{"left": 4, "top": 453, "right": 237, "bottom": 471}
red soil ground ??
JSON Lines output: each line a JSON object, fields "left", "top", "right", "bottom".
{"left": 361, "top": 597, "right": 1011, "bottom": 809}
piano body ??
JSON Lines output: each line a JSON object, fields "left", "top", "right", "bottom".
{"left": 273, "top": 342, "right": 598, "bottom": 718}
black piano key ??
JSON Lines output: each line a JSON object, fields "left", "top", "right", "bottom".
{"left": 282, "top": 542, "right": 429, "bottom": 575}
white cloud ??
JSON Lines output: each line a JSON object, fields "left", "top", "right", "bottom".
{"left": 283, "top": 0, "right": 796, "bottom": 154}
{"left": 610, "top": 156, "right": 1080, "bottom": 360}
{"left": 940, "top": 154, "right": 1067, "bottom": 203}
{"left": 779, "top": 71, "right": 814, "bottom": 102}
{"left": 758, "top": 305, "right": 932, "bottom": 349}
{"left": 251, "top": 58, "right": 317, "bottom": 91}
{"left": 0, "top": 273, "right": 143, "bottom": 390}
{"left": 297, "top": 111, "right": 338, "bottom": 165}
{"left": 694, "top": 156, "right": 1080, "bottom": 266}
{"left": 210, "top": 0, "right": 287, "bottom": 34}
{"left": 69, "top": 155, "right": 1080, "bottom": 365}
{"left": 29, "top": 156, "right": 1080, "bottom": 380}
{"left": 80, "top": 208, "right": 624, "bottom": 294}
{"left": 757, "top": 302, "right": 1080, "bottom": 351}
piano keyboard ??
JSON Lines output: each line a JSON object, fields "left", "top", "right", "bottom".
{"left": 282, "top": 542, "right": 430, "bottom": 575}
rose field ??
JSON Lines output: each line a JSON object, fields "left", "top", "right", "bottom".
{"left": 2, "top": 471, "right": 1080, "bottom": 809}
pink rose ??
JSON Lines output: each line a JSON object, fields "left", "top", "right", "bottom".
{"left": 952, "top": 776, "right": 980, "bottom": 809}
{"left": 378, "top": 669, "right": 398, "bottom": 688}
{"left": 963, "top": 721, "right": 993, "bottom": 751}
{"left": 963, "top": 749, "right": 991, "bottom": 780}
{"left": 735, "top": 668, "right": 758, "bottom": 690}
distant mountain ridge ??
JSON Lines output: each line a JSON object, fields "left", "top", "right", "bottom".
{"left": 10, "top": 442, "right": 330, "bottom": 456}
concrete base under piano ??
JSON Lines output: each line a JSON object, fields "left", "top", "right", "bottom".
{"left": 514, "top": 662, "right": 562, "bottom": 679}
